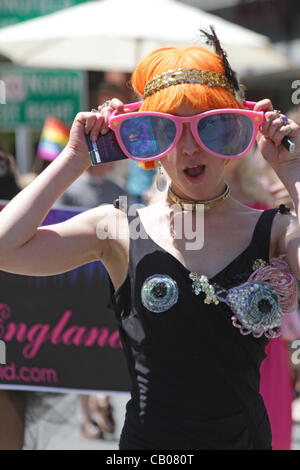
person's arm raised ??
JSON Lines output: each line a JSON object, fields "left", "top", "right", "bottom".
{"left": 0, "top": 100, "right": 125, "bottom": 276}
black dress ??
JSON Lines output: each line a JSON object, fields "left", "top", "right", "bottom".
{"left": 110, "top": 208, "right": 279, "bottom": 450}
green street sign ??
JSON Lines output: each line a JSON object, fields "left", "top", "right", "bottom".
{"left": 0, "top": 66, "right": 86, "bottom": 128}
{"left": 0, "top": 0, "right": 90, "bottom": 29}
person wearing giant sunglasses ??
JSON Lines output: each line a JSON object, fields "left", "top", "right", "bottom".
{"left": 92, "top": 99, "right": 292, "bottom": 162}
{"left": 0, "top": 28, "right": 300, "bottom": 450}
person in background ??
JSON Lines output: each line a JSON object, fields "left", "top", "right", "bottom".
{"left": 18, "top": 172, "right": 38, "bottom": 190}
{"left": 0, "top": 390, "right": 25, "bottom": 450}
{"left": 126, "top": 159, "right": 157, "bottom": 206}
{"left": 57, "top": 161, "right": 127, "bottom": 208}
{"left": 0, "top": 151, "right": 21, "bottom": 200}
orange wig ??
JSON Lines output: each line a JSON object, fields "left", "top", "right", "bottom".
{"left": 131, "top": 46, "right": 242, "bottom": 169}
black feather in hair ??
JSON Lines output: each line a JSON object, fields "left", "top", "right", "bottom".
{"left": 199, "top": 25, "right": 241, "bottom": 94}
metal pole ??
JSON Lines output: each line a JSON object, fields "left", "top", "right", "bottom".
{"left": 15, "top": 127, "right": 33, "bottom": 174}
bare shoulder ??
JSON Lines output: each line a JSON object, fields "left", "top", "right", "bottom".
{"left": 273, "top": 209, "right": 300, "bottom": 256}
{"left": 236, "top": 204, "right": 290, "bottom": 259}
{"left": 226, "top": 200, "right": 287, "bottom": 259}
{"left": 102, "top": 202, "right": 167, "bottom": 291}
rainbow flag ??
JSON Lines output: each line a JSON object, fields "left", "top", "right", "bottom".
{"left": 37, "top": 117, "right": 70, "bottom": 161}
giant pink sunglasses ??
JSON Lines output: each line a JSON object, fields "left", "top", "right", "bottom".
{"left": 106, "top": 100, "right": 293, "bottom": 161}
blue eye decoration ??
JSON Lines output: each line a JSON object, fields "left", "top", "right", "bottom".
{"left": 224, "top": 281, "right": 282, "bottom": 338}
{"left": 141, "top": 274, "right": 179, "bottom": 313}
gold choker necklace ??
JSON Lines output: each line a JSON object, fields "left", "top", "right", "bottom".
{"left": 167, "top": 183, "right": 230, "bottom": 211}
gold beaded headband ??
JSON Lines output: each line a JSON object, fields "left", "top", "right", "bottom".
{"left": 143, "top": 68, "right": 235, "bottom": 99}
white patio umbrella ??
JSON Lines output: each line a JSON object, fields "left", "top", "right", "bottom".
{"left": 0, "top": 0, "right": 289, "bottom": 74}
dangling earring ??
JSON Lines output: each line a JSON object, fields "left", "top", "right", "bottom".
{"left": 156, "top": 160, "right": 167, "bottom": 192}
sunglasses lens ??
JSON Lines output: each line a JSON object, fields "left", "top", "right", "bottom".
{"left": 120, "top": 116, "right": 176, "bottom": 158}
{"left": 198, "top": 114, "right": 254, "bottom": 156}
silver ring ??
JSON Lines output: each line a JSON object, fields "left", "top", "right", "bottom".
{"left": 274, "top": 109, "right": 281, "bottom": 115}
{"left": 97, "top": 100, "right": 111, "bottom": 112}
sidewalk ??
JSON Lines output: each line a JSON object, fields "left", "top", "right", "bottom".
{"left": 22, "top": 392, "right": 300, "bottom": 450}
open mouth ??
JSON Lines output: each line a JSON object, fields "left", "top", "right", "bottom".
{"left": 183, "top": 164, "right": 206, "bottom": 182}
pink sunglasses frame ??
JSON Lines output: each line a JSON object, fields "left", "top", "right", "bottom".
{"left": 108, "top": 100, "right": 264, "bottom": 161}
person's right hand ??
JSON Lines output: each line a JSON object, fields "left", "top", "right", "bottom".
{"left": 97, "top": 98, "right": 125, "bottom": 135}
{"left": 65, "top": 98, "right": 125, "bottom": 166}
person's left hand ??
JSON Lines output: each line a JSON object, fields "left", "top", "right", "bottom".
{"left": 254, "top": 99, "right": 300, "bottom": 169}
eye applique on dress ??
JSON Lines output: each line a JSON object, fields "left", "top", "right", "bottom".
{"left": 189, "top": 254, "right": 298, "bottom": 339}
{"left": 141, "top": 274, "right": 179, "bottom": 313}
{"left": 223, "top": 281, "right": 282, "bottom": 338}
